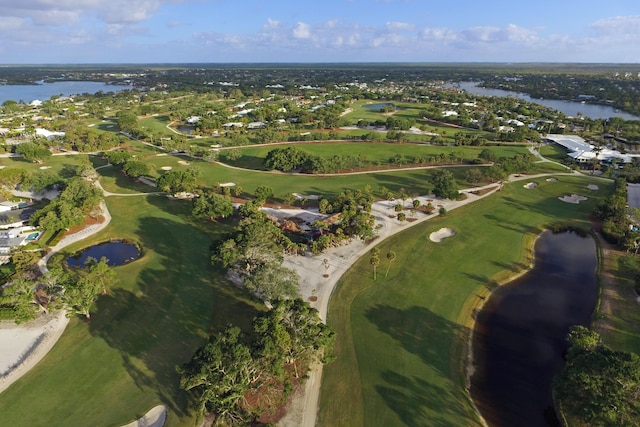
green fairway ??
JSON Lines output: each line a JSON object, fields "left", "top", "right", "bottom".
{"left": 318, "top": 175, "right": 612, "bottom": 426}
{"left": 0, "top": 194, "right": 262, "bottom": 427}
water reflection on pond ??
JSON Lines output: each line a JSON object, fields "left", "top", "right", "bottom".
{"left": 67, "top": 240, "right": 141, "bottom": 267}
{"left": 471, "top": 231, "right": 598, "bottom": 427}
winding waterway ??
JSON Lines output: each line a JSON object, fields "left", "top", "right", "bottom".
{"left": 470, "top": 231, "right": 598, "bottom": 427}
{"left": 453, "top": 81, "right": 640, "bottom": 121}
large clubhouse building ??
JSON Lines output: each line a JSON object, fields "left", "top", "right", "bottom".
{"left": 545, "top": 134, "right": 640, "bottom": 164}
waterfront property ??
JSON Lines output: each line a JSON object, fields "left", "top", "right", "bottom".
{"left": 545, "top": 133, "right": 640, "bottom": 164}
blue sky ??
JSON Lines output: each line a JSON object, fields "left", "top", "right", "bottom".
{"left": 0, "top": 0, "right": 639, "bottom": 63}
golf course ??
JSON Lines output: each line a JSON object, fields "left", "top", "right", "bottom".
{"left": 0, "top": 143, "right": 613, "bottom": 426}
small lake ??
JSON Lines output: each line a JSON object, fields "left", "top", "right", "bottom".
{"left": 67, "top": 241, "right": 141, "bottom": 267}
{"left": 177, "top": 125, "right": 196, "bottom": 134}
{"left": 471, "top": 231, "right": 598, "bottom": 427}
{"left": 363, "top": 103, "right": 400, "bottom": 110}
{"left": 0, "top": 81, "right": 134, "bottom": 105}
{"left": 452, "top": 81, "right": 640, "bottom": 121}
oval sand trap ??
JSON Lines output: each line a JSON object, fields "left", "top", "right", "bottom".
{"left": 559, "top": 194, "right": 588, "bottom": 204}
{"left": 120, "top": 405, "right": 166, "bottom": 427}
{"left": 429, "top": 228, "right": 456, "bottom": 242}
{"left": 546, "top": 178, "right": 558, "bottom": 182}
{"left": 160, "top": 166, "right": 172, "bottom": 171}
{"left": 39, "top": 166, "right": 52, "bottom": 170}
{"left": 587, "top": 184, "right": 599, "bottom": 190}
{"left": 219, "top": 182, "right": 236, "bottom": 187}
{"left": 178, "top": 160, "right": 190, "bottom": 166}
{"left": 523, "top": 182, "right": 537, "bottom": 189}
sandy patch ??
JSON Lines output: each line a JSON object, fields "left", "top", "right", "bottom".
{"left": 39, "top": 166, "right": 52, "bottom": 170}
{"left": 546, "top": 178, "right": 557, "bottom": 182}
{"left": 160, "top": 166, "right": 172, "bottom": 171}
{"left": 155, "top": 153, "right": 168, "bottom": 157}
{"left": 0, "top": 166, "right": 5, "bottom": 169}
{"left": 120, "top": 405, "right": 166, "bottom": 427}
{"left": 293, "top": 193, "right": 320, "bottom": 200}
{"left": 177, "top": 160, "right": 190, "bottom": 166}
{"left": 587, "top": 184, "right": 599, "bottom": 190}
{"left": 523, "top": 182, "right": 538, "bottom": 189}
{"left": 0, "top": 311, "right": 70, "bottom": 394}
{"left": 219, "top": 182, "right": 236, "bottom": 187}
{"left": 429, "top": 227, "right": 456, "bottom": 242}
{"left": 559, "top": 194, "right": 588, "bottom": 204}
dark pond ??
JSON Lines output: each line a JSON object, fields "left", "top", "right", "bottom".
{"left": 362, "top": 102, "right": 398, "bottom": 110}
{"left": 470, "top": 231, "right": 598, "bottom": 427}
{"left": 177, "top": 125, "right": 195, "bottom": 134}
{"left": 67, "top": 241, "right": 141, "bottom": 267}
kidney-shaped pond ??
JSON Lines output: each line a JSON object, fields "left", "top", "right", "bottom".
{"left": 67, "top": 240, "right": 141, "bottom": 267}
{"left": 471, "top": 230, "right": 598, "bottom": 427}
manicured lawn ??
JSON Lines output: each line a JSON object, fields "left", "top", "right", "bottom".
{"left": 0, "top": 194, "right": 263, "bottom": 427}
{"left": 595, "top": 251, "right": 640, "bottom": 354}
{"left": 318, "top": 175, "right": 612, "bottom": 427}
{"left": 540, "top": 144, "right": 570, "bottom": 163}
{"left": 0, "top": 153, "right": 93, "bottom": 175}
{"left": 138, "top": 115, "right": 175, "bottom": 136}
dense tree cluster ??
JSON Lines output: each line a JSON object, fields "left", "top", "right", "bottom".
{"left": 555, "top": 326, "right": 640, "bottom": 426}
{"left": 30, "top": 178, "right": 103, "bottom": 233}
{"left": 178, "top": 299, "right": 334, "bottom": 425}
{"left": 156, "top": 168, "right": 202, "bottom": 194}
{"left": 0, "top": 256, "right": 116, "bottom": 323}
{"left": 212, "top": 211, "right": 300, "bottom": 302}
{"left": 593, "top": 178, "right": 631, "bottom": 246}
{"left": 431, "top": 169, "right": 459, "bottom": 199}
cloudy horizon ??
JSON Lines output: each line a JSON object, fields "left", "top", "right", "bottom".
{"left": 0, "top": 0, "right": 639, "bottom": 64}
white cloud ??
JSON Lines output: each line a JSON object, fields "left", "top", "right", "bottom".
{"left": 292, "top": 22, "right": 311, "bottom": 39}
{"left": 591, "top": 15, "right": 640, "bottom": 35}
{"left": 385, "top": 21, "right": 414, "bottom": 32}
{"left": 264, "top": 18, "right": 280, "bottom": 29}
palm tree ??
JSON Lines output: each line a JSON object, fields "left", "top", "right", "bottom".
{"left": 370, "top": 248, "right": 380, "bottom": 280}
{"left": 385, "top": 250, "right": 397, "bottom": 277}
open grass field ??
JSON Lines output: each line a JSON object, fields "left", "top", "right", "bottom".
{"left": 138, "top": 115, "right": 176, "bottom": 137}
{"left": 318, "top": 175, "right": 612, "bottom": 427}
{"left": 539, "top": 144, "right": 571, "bottom": 164}
{"left": 0, "top": 194, "right": 263, "bottom": 427}
{"left": 595, "top": 250, "right": 640, "bottom": 354}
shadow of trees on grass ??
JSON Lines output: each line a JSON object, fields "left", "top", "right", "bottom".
{"left": 89, "top": 215, "right": 260, "bottom": 418}
{"left": 365, "top": 304, "right": 475, "bottom": 425}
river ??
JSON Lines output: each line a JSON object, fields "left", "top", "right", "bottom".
{"left": 453, "top": 81, "right": 640, "bottom": 121}
{"left": 0, "top": 81, "right": 134, "bottom": 105}
{"left": 470, "top": 230, "right": 598, "bottom": 427}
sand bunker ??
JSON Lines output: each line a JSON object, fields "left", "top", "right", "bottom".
{"left": 0, "top": 166, "right": 5, "bottom": 169}
{"left": 429, "top": 228, "right": 456, "bottom": 242}
{"left": 39, "top": 166, "right": 52, "bottom": 170}
{"left": 587, "top": 184, "right": 599, "bottom": 190}
{"left": 559, "top": 194, "right": 588, "bottom": 204}
{"left": 177, "top": 160, "right": 190, "bottom": 166}
{"left": 120, "top": 405, "right": 166, "bottom": 427}
{"left": 219, "top": 182, "right": 236, "bottom": 187}
{"left": 523, "top": 182, "right": 538, "bottom": 189}
{"left": 546, "top": 178, "right": 557, "bottom": 182}
{"left": 160, "top": 166, "right": 172, "bottom": 171}
{"left": 293, "top": 193, "right": 320, "bottom": 200}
